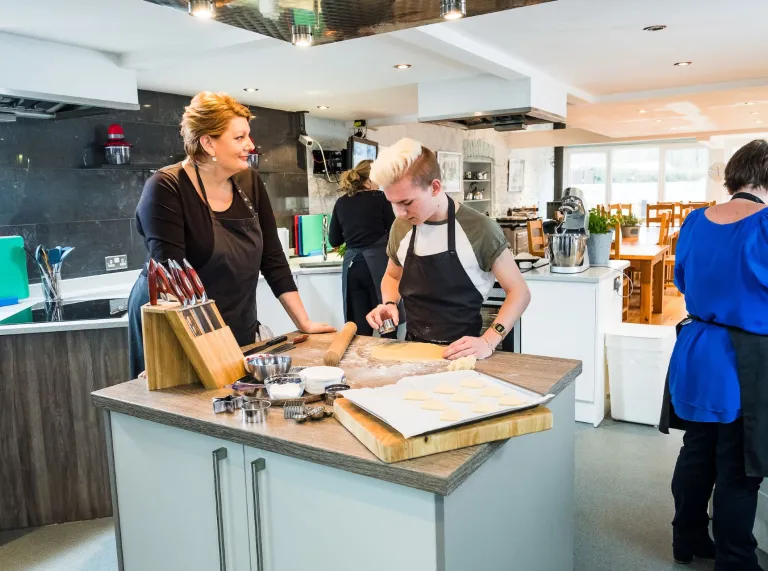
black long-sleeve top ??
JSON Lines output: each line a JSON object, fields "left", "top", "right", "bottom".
{"left": 135, "top": 163, "right": 296, "bottom": 298}
{"left": 328, "top": 190, "right": 396, "bottom": 249}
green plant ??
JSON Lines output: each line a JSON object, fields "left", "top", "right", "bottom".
{"left": 588, "top": 208, "right": 620, "bottom": 234}
{"left": 618, "top": 212, "right": 640, "bottom": 227}
{"left": 337, "top": 243, "right": 347, "bottom": 257}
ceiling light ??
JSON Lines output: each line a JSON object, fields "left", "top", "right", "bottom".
{"left": 757, "top": 120, "right": 764, "bottom": 124}
{"left": 394, "top": 64, "right": 412, "bottom": 70}
{"left": 745, "top": 101, "right": 756, "bottom": 106}
{"left": 188, "top": 0, "right": 215, "bottom": 18}
{"left": 643, "top": 25, "right": 667, "bottom": 32}
{"left": 291, "top": 25, "right": 313, "bottom": 47}
{"left": 142, "top": 104, "right": 152, "bottom": 108}
{"left": 638, "top": 109, "right": 647, "bottom": 114}
{"left": 441, "top": 0, "right": 466, "bottom": 20}
{"left": 674, "top": 61, "right": 692, "bottom": 67}
{"left": 751, "top": 111, "right": 760, "bottom": 115}
{"left": 654, "top": 119, "right": 663, "bottom": 123}
{"left": 317, "top": 105, "right": 329, "bottom": 110}
{"left": 243, "top": 87, "right": 258, "bottom": 92}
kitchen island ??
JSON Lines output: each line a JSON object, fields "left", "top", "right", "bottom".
{"left": 92, "top": 334, "right": 581, "bottom": 571}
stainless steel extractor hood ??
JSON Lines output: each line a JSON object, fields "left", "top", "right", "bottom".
{"left": 0, "top": 89, "right": 139, "bottom": 121}
{"left": 423, "top": 106, "right": 565, "bottom": 132}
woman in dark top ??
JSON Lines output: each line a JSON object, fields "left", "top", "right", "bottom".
{"left": 329, "top": 159, "right": 396, "bottom": 336}
{"left": 661, "top": 139, "right": 768, "bottom": 569}
{"left": 127, "top": 91, "right": 333, "bottom": 377}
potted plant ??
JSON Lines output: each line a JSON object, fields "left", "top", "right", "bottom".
{"left": 587, "top": 208, "right": 619, "bottom": 266}
{"left": 618, "top": 212, "right": 640, "bottom": 238}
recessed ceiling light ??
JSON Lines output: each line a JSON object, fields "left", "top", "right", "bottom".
{"left": 188, "top": 0, "right": 215, "bottom": 18}
{"left": 142, "top": 104, "right": 152, "bottom": 108}
{"left": 745, "top": 101, "right": 756, "bottom": 106}
{"left": 643, "top": 25, "right": 667, "bottom": 32}
{"left": 317, "top": 105, "right": 329, "bottom": 110}
{"left": 440, "top": 0, "right": 466, "bottom": 20}
{"left": 291, "top": 25, "right": 313, "bottom": 47}
{"left": 638, "top": 109, "right": 647, "bottom": 114}
{"left": 654, "top": 119, "right": 663, "bottom": 123}
{"left": 757, "top": 120, "right": 764, "bottom": 124}
{"left": 394, "top": 64, "right": 412, "bottom": 70}
{"left": 243, "top": 87, "right": 258, "bottom": 92}
{"left": 674, "top": 61, "right": 692, "bottom": 67}
{"left": 751, "top": 111, "right": 760, "bottom": 115}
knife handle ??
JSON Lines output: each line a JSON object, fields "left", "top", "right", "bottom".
{"left": 148, "top": 260, "right": 158, "bottom": 305}
{"left": 183, "top": 258, "right": 208, "bottom": 302}
{"left": 158, "top": 263, "right": 184, "bottom": 303}
{"left": 170, "top": 259, "right": 198, "bottom": 305}
{"left": 167, "top": 260, "right": 191, "bottom": 305}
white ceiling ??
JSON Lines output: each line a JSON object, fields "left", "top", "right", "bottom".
{"left": 4, "top": 0, "right": 768, "bottom": 140}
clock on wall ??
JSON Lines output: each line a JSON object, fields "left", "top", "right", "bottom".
{"left": 550, "top": 155, "right": 556, "bottom": 168}
{"left": 708, "top": 162, "right": 726, "bottom": 183}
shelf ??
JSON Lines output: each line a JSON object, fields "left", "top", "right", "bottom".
{"left": 464, "top": 199, "right": 490, "bottom": 202}
{"left": 464, "top": 179, "right": 490, "bottom": 182}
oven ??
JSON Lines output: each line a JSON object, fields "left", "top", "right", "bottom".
{"left": 481, "top": 284, "right": 521, "bottom": 353}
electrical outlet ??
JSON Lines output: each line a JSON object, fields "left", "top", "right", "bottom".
{"left": 105, "top": 255, "right": 128, "bottom": 272}
{"left": 614, "top": 276, "right": 622, "bottom": 293}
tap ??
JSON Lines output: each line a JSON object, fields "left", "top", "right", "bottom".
{"left": 322, "top": 215, "right": 328, "bottom": 262}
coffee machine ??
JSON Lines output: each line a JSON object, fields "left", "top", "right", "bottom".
{"left": 548, "top": 187, "right": 590, "bottom": 274}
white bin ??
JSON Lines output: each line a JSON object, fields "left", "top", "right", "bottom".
{"left": 606, "top": 323, "right": 677, "bottom": 426}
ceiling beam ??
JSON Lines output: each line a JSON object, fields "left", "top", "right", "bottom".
{"left": 591, "top": 77, "right": 768, "bottom": 104}
{"left": 120, "top": 37, "right": 275, "bottom": 70}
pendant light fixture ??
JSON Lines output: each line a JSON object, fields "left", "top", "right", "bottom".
{"left": 440, "top": 0, "right": 466, "bottom": 20}
{"left": 188, "top": 0, "right": 215, "bottom": 18}
{"left": 291, "top": 25, "right": 314, "bottom": 47}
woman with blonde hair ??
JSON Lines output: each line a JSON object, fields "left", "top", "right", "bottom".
{"left": 328, "top": 159, "right": 396, "bottom": 336}
{"left": 127, "top": 92, "right": 333, "bottom": 377}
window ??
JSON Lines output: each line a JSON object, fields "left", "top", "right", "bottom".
{"left": 664, "top": 148, "right": 708, "bottom": 202}
{"left": 611, "top": 147, "right": 660, "bottom": 216}
{"left": 568, "top": 152, "right": 606, "bottom": 210}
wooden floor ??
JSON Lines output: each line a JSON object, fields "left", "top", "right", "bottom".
{"left": 626, "top": 287, "right": 688, "bottom": 326}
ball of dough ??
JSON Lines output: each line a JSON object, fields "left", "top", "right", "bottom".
{"left": 451, "top": 392, "right": 476, "bottom": 404}
{"left": 434, "top": 384, "right": 459, "bottom": 395}
{"left": 421, "top": 400, "right": 449, "bottom": 411}
{"left": 446, "top": 355, "right": 477, "bottom": 372}
{"left": 460, "top": 377, "right": 485, "bottom": 389}
{"left": 472, "top": 402, "right": 498, "bottom": 414}
{"left": 499, "top": 394, "right": 525, "bottom": 407}
{"left": 480, "top": 386, "right": 504, "bottom": 398}
{"left": 440, "top": 409, "right": 462, "bottom": 422}
{"left": 404, "top": 390, "right": 429, "bottom": 401}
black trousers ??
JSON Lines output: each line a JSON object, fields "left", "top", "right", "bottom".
{"left": 672, "top": 417, "right": 763, "bottom": 570}
{"left": 346, "top": 255, "right": 378, "bottom": 337}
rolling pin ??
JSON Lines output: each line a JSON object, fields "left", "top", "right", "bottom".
{"left": 323, "top": 322, "right": 357, "bottom": 366}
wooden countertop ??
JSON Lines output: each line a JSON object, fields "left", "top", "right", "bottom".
{"left": 91, "top": 334, "right": 581, "bottom": 495}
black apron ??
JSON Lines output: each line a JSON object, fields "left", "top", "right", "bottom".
{"left": 659, "top": 191, "right": 768, "bottom": 477}
{"left": 341, "top": 235, "right": 389, "bottom": 320}
{"left": 399, "top": 195, "right": 483, "bottom": 344}
{"left": 127, "top": 166, "right": 263, "bottom": 378}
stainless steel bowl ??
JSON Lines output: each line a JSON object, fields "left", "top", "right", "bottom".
{"left": 244, "top": 354, "right": 292, "bottom": 381}
{"left": 105, "top": 145, "right": 131, "bottom": 165}
{"left": 264, "top": 374, "right": 305, "bottom": 400}
{"left": 548, "top": 233, "right": 587, "bottom": 268}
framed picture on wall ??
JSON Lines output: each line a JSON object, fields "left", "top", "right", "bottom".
{"left": 508, "top": 159, "right": 525, "bottom": 192}
{"left": 437, "top": 151, "right": 462, "bottom": 194}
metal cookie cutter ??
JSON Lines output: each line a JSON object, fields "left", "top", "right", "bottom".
{"left": 378, "top": 318, "right": 396, "bottom": 335}
{"left": 324, "top": 383, "right": 350, "bottom": 406}
{"left": 242, "top": 399, "right": 271, "bottom": 424}
{"left": 212, "top": 394, "right": 245, "bottom": 414}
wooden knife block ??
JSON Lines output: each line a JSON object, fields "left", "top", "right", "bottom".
{"left": 141, "top": 301, "right": 245, "bottom": 391}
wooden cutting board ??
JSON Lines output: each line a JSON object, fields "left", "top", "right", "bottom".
{"left": 333, "top": 398, "right": 552, "bottom": 464}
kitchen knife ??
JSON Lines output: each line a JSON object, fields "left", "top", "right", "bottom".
{"left": 270, "top": 334, "right": 309, "bottom": 354}
{"left": 147, "top": 260, "right": 159, "bottom": 305}
{"left": 170, "top": 259, "right": 198, "bottom": 305}
{"left": 182, "top": 258, "right": 208, "bottom": 302}
{"left": 243, "top": 335, "right": 288, "bottom": 357}
{"left": 190, "top": 305, "right": 213, "bottom": 333}
{"left": 166, "top": 260, "right": 192, "bottom": 306}
{"left": 182, "top": 310, "right": 202, "bottom": 337}
{"left": 202, "top": 304, "right": 223, "bottom": 330}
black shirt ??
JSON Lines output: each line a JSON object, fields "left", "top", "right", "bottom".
{"left": 328, "top": 191, "right": 396, "bottom": 250}
{"left": 135, "top": 163, "right": 296, "bottom": 298}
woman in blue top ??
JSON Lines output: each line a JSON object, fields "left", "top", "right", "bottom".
{"left": 667, "top": 139, "right": 768, "bottom": 570}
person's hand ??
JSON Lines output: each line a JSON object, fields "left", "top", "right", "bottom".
{"left": 366, "top": 304, "right": 399, "bottom": 330}
{"left": 299, "top": 321, "right": 336, "bottom": 334}
{"left": 443, "top": 336, "right": 493, "bottom": 360}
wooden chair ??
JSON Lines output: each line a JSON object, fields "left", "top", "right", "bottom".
{"left": 609, "top": 223, "right": 630, "bottom": 321}
{"left": 646, "top": 202, "right": 676, "bottom": 226}
{"left": 657, "top": 212, "right": 671, "bottom": 246}
{"left": 527, "top": 219, "right": 546, "bottom": 257}
{"left": 610, "top": 222, "right": 622, "bottom": 260}
{"left": 680, "top": 201, "right": 714, "bottom": 223}
{"left": 609, "top": 203, "right": 632, "bottom": 217}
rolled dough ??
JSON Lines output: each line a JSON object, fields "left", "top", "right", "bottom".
{"left": 451, "top": 392, "right": 476, "bottom": 403}
{"left": 440, "top": 409, "right": 462, "bottom": 422}
{"left": 421, "top": 400, "right": 449, "bottom": 411}
{"left": 371, "top": 342, "right": 446, "bottom": 362}
{"left": 404, "top": 390, "right": 429, "bottom": 401}
{"left": 446, "top": 355, "right": 477, "bottom": 371}
{"left": 499, "top": 394, "right": 525, "bottom": 407}
{"left": 434, "top": 384, "right": 459, "bottom": 395}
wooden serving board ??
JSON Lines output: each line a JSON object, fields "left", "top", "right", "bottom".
{"left": 333, "top": 398, "right": 553, "bottom": 464}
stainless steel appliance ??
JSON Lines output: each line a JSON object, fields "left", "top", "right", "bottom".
{"left": 547, "top": 187, "right": 590, "bottom": 274}
{"left": 481, "top": 285, "right": 521, "bottom": 353}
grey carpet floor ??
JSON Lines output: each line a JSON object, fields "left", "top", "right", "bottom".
{"left": 1, "top": 420, "right": 766, "bottom": 570}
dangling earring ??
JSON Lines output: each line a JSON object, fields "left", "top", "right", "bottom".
{"left": 211, "top": 156, "right": 217, "bottom": 162}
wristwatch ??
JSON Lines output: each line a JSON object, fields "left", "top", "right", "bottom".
{"left": 491, "top": 322, "right": 507, "bottom": 338}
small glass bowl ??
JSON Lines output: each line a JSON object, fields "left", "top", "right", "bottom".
{"left": 264, "top": 374, "right": 305, "bottom": 400}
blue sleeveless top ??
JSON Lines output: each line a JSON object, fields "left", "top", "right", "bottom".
{"left": 669, "top": 206, "right": 768, "bottom": 423}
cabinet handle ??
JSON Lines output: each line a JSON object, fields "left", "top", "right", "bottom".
{"left": 251, "top": 458, "right": 266, "bottom": 571}
{"left": 212, "top": 447, "right": 228, "bottom": 571}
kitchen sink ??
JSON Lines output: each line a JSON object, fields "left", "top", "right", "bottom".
{"left": 298, "top": 260, "right": 343, "bottom": 268}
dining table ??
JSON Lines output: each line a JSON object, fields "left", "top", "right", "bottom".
{"left": 618, "top": 225, "right": 680, "bottom": 324}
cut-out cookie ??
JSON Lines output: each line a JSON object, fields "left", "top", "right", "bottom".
{"left": 440, "top": 409, "right": 462, "bottom": 422}
{"left": 451, "top": 392, "right": 476, "bottom": 404}
{"left": 421, "top": 400, "right": 449, "bottom": 411}
{"left": 404, "top": 390, "right": 429, "bottom": 401}
{"left": 434, "top": 384, "right": 459, "bottom": 395}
